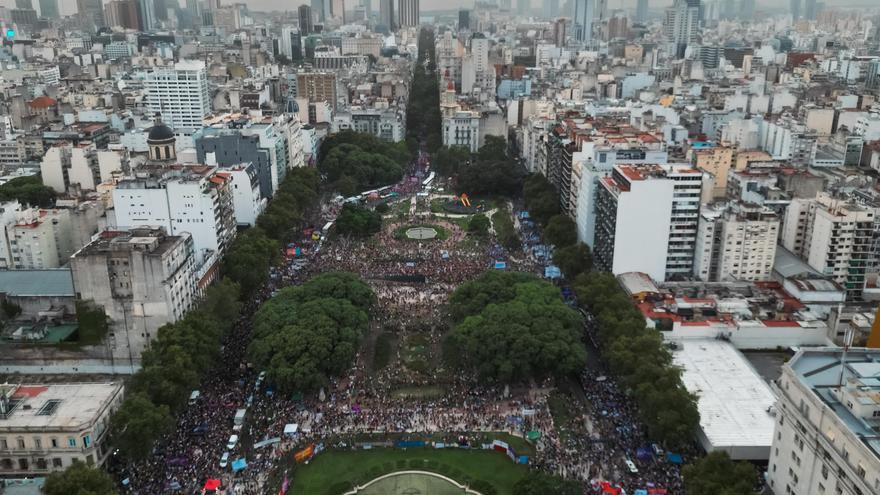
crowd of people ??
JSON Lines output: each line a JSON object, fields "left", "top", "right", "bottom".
{"left": 114, "top": 166, "right": 691, "bottom": 495}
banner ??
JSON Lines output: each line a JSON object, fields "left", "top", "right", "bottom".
{"left": 294, "top": 444, "right": 315, "bottom": 463}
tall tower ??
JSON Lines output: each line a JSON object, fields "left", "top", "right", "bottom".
{"left": 664, "top": 0, "right": 700, "bottom": 58}
{"left": 790, "top": 0, "right": 801, "bottom": 20}
{"left": 298, "top": 4, "right": 313, "bottom": 34}
{"left": 399, "top": 0, "right": 419, "bottom": 27}
{"left": 636, "top": 0, "right": 648, "bottom": 23}
{"left": 517, "top": 0, "right": 529, "bottom": 16}
{"left": 379, "top": 0, "right": 394, "bottom": 29}
{"left": 573, "top": 0, "right": 595, "bottom": 44}
{"left": 39, "top": 0, "right": 59, "bottom": 19}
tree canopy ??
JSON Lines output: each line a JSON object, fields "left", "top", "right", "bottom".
{"left": 407, "top": 28, "right": 441, "bottom": 152}
{"left": 683, "top": 451, "right": 757, "bottom": 495}
{"left": 572, "top": 272, "right": 699, "bottom": 447}
{"left": 543, "top": 214, "right": 578, "bottom": 247}
{"left": 334, "top": 203, "right": 382, "bottom": 236}
{"left": 523, "top": 174, "right": 560, "bottom": 226}
{"left": 0, "top": 175, "right": 56, "bottom": 207}
{"left": 110, "top": 392, "right": 174, "bottom": 461}
{"left": 456, "top": 137, "right": 524, "bottom": 197}
{"left": 318, "top": 131, "right": 409, "bottom": 195}
{"left": 468, "top": 214, "right": 490, "bottom": 236}
{"left": 447, "top": 271, "right": 587, "bottom": 382}
{"left": 552, "top": 243, "right": 593, "bottom": 279}
{"left": 432, "top": 145, "right": 470, "bottom": 176}
{"left": 43, "top": 460, "right": 116, "bottom": 495}
{"left": 248, "top": 272, "right": 375, "bottom": 393}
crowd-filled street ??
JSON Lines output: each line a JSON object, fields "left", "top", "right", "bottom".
{"left": 112, "top": 162, "right": 690, "bottom": 495}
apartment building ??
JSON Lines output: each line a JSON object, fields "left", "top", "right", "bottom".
{"left": 782, "top": 193, "right": 876, "bottom": 300}
{"left": 593, "top": 163, "right": 703, "bottom": 281}
{"left": 70, "top": 228, "right": 198, "bottom": 363}
{"left": 40, "top": 144, "right": 123, "bottom": 194}
{"left": 0, "top": 382, "right": 123, "bottom": 477}
{"left": 144, "top": 61, "right": 211, "bottom": 130}
{"left": 112, "top": 165, "right": 236, "bottom": 268}
{"left": 693, "top": 202, "right": 780, "bottom": 282}
{"left": 691, "top": 144, "right": 734, "bottom": 199}
{"left": 767, "top": 348, "right": 880, "bottom": 495}
{"left": 296, "top": 72, "right": 338, "bottom": 111}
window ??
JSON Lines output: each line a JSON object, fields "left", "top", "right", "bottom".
{"left": 52, "top": 458, "right": 62, "bottom": 468}
{"left": 0, "top": 438, "right": 6, "bottom": 449}
{"left": 67, "top": 438, "right": 76, "bottom": 448}
{"left": 33, "top": 438, "right": 41, "bottom": 449}
{"left": 50, "top": 438, "right": 58, "bottom": 448}
{"left": 16, "top": 438, "right": 24, "bottom": 449}
{"left": 17, "top": 458, "right": 28, "bottom": 470}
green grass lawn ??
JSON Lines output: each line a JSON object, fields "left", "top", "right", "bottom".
{"left": 291, "top": 448, "right": 529, "bottom": 495}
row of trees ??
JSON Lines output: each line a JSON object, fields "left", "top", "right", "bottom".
{"left": 434, "top": 137, "right": 525, "bottom": 197}
{"left": 247, "top": 272, "right": 375, "bottom": 393}
{"left": 447, "top": 272, "right": 587, "bottom": 382}
{"left": 523, "top": 175, "right": 593, "bottom": 280}
{"left": 318, "top": 131, "right": 410, "bottom": 196}
{"left": 406, "top": 27, "right": 442, "bottom": 152}
{"left": 335, "top": 203, "right": 382, "bottom": 236}
{"left": 572, "top": 272, "right": 699, "bottom": 447}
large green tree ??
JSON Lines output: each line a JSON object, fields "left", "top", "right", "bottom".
{"left": 523, "top": 174, "right": 560, "bottom": 226}
{"left": 318, "top": 132, "right": 409, "bottom": 194}
{"left": 543, "top": 214, "right": 577, "bottom": 247}
{"left": 683, "top": 451, "right": 757, "bottom": 495}
{"left": 335, "top": 204, "right": 382, "bottom": 236}
{"left": 448, "top": 272, "right": 587, "bottom": 382}
{"left": 553, "top": 243, "right": 593, "bottom": 279}
{"left": 432, "top": 145, "right": 470, "bottom": 176}
{"left": 110, "top": 393, "right": 173, "bottom": 461}
{"left": 0, "top": 175, "right": 56, "bottom": 207}
{"left": 43, "top": 460, "right": 116, "bottom": 495}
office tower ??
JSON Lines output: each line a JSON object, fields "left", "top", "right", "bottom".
{"left": 399, "top": 0, "right": 419, "bottom": 27}
{"left": 186, "top": 0, "right": 201, "bottom": 24}
{"left": 299, "top": 4, "right": 313, "bottom": 34}
{"left": 153, "top": 0, "right": 167, "bottom": 20}
{"left": 105, "top": 0, "right": 140, "bottom": 29}
{"left": 636, "top": 0, "right": 648, "bottom": 23}
{"left": 331, "top": 0, "right": 343, "bottom": 19}
{"left": 543, "top": 0, "right": 559, "bottom": 19}
{"left": 664, "top": 0, "right": 700, "bottom": 58}
{"left": 804, "top": 0, "right": 817, "bottom": 20}
{"left": 573, "top": 0, "right": 595, "bottom": 44}
{"left": 311, "top": 0, "right": 326, "bottom": 23}
{"left": 379, "top": 0, "right": 394, "bottom": 29}
{"left": 281, "top": 25, "right": 303, "bottom": 61}
{"left": 517, "top": 0, "right": 529, "bottom": 16}
{"left": 790, "top": 0, "right": 800, "bottom": 20}
{"left": 739, "top": 0, "right": 755, "bottom": 20}
{"left": 144, "top": 61, "right": 211, "bottom": 130}
{"left": 138, "top": 0, "right": 157, "bottom": 30}
{"left": 39, "top": 0, "right": 59, "bottom": 18}
{"left": 77, "top": 0, "right": 106, "bottom": 27}
{"left": 500, "top": 0, "right": 511, "bottom": 10}
{"left": 459, "top": 9, "right": 470, "bottom": 30}
{"left": 15, "top": 0, "right": 33, "bottom": 9}
{"left": 362, "top": 0, "right": 372, "bottom": 20}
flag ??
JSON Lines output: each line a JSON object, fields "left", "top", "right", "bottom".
{"left": 279, "top": 471, "right": 289, "bottom": 495}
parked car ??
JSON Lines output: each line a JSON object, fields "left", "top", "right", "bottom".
{"left": 219, "top": 452, "right": 229, "bottom": 468}
{"left": 226, "top": 434, "right": 238, "bottom": 450}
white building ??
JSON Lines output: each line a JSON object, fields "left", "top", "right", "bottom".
{"left": 144, "top": 61, "right": 211, "bottom": 131}
{"left": 70, "top": 228, "right": 199, "bottom": 364}
{"left": 767, "top": 348, "right": 880, "bottom": 495}
{"left": 593, "top": 163, "right": 703, "bottom": 281}
{"left": 40, "top": 144, "right": 122, "bottom": 194}
{"left": 331, "top": 108, "right": 404, "bottom": 142}
{"left": 0, "top": 381, "right": 124, "bottom": 476}
{"left": 673, "top": 340, "right": 776, "bottom": 460}
{"left": 112, "top": 165, "right": 236, "bottom": 268}
{"left": 782, "top": 193, "right": 876, "bottom": 300}
{"left": 693, "top": 202, "right": 780, "bottom": 282}
{"left": 218, "top": 164, "right": 264, "bottom": 227}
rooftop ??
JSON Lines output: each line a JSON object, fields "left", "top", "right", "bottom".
{"left": 0, "top": 270, "right": 74, "bottom": 297}
{"left": 673, "top": 340, "right": 776, "bottom": 456}
{"left": 0, "top": 382, "right": 122, "bottom": 431}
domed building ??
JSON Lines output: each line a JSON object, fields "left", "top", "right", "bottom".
{"left": 147, "top": 118, "right": 176, "bottom": 162}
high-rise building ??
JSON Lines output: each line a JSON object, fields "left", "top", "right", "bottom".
{"left": 298, "top": 4, "right": 313, "bottom": 34}
{"left": 185, "top": 0, "right": 201, "bottom": 25}
{"left": 782, "top": 193, "right": 876, "bottom": 301}
{"left": 635, "top": 0, "right": 648, "bottom": 23}
{"left": 144, "top": 61, "right": 210, "bottom": 130}
{"left": 311, "top": 0, "right": 326, "bottom": 22}
{"left": 573, "top": 0, "right": 596, "bottom": 44}
{"left": 804, "top": 0, "right": 818, "bottom": 20}
{"left": 331, "top": 0, "right": 343, "bottom": 19}
{"left": 76, "top": 0, "right": 105, "bottom": 27}
{"left": 281, "top": 25, "right": 303, "bottom": 61}
{"left": 15, "top": 0, "right": 33, "bottom": 9}
{"left": 664, "top": 0, "right": 700, "bottom": 58}
{"left": 105, "top": 0, "right": 140, "bottom": 29}
{"left": 517, "top": 0, "right": 529, "bottom": 16}
{"left": 296, "top": 72, "right": 338, "bottom": 111}
{"left": 138, "top": 0, "right": 157, "bottom": 30}
{"left": 767, "top": 348, "right": 880, "bottom": 495}
{"left": 399, "top": 0, "right": 419, "bottom": 27}
{"left": 593, "top": 163, "right": 704, "bottom": 281}
{"left": 38, "top": 0, "right": 59, "bottom": 19}
{"left": 790, "top": 0, "right": 801, "bottom": 20}
{"left": 693, "top": 202, "right": 779, "bottom": 282}
{"left": 458, "top": 9, "right": 470, "bottom": 30}
{"left": 739, "top": 0, "right": 755, "bottom": 19}
{"left": 362, "top": 0, "right": 372, "bottom": 20}
{"left": 153, "top": 0, "right": 168, "bottom": 20}
{"left": 543, "top": 0, "right": 559, "bottom": 19}
{"left": 379, "top": 0, "right": 394, "bottom": 29}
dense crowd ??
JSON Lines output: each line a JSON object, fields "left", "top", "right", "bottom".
{"left": 115, "top": 167, "right": 688, "bottom": 495}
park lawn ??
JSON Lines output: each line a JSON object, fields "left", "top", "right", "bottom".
{"left": 291, "top": 448, "right": 529, "bottom": 495}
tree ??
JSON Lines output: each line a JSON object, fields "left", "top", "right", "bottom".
{"left": 683, "top": 451, "right": 757, "bottom": 495}
{"left": 0, "top": 175, "right": 56, "bottom": 207}
{"left": 43, "top": 460, "right": 116, "bottom": 495}
{"left": 335, "top": 204, "right": 382, "bottom": 236}
{"left": 553, "top": 243, "right": 592, "bottom": 279}
{"left": 513, "top": 472, "right": 581, "bottom": 495}
{"left": 433, "top": 145, "right": 470, "bottom": 176}
{"left": 75, "top": 300, "right": 110, "bottom": 344}
{"left": 447, "top": 272, "right": 586, "bottom": 382}
{"left": 1, "top": 299, "right": 22, "bottom": 319}
{"left": 543, "top": 214, "right": 577, "bottom": 247}
{"left": 223, "top": 228, "right": 280, "bottom": 297}
{"left": 477, "top": 136, "right": 508, "bottom": 162}
{"left": 318, "top": 132, "right": 409, "bottom": 193}
{"left": 468, "top": 214, "right": 490, "bottom": 235}
{"left": 110, "top": 393, "right": 174, "bottom": 461}
{"left": 523, "top": 175, "right": 560, "bottom": 226}
{"left": 130, "top": 345, "right": 200, "bottom": 412}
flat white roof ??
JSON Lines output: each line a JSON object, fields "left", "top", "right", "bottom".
{"left": 0, "top": 382, "right": 122, "bottom": 431}
{"left": 673, "top": 340, "right": 776, "bottom": 454}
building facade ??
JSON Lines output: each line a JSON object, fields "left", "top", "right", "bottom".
{"left": 144, "top": 61, "right": 211, "bottom": 131}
